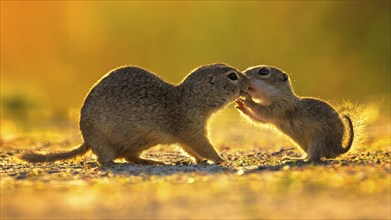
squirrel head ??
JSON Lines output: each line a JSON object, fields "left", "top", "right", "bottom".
{"left": 180, "top": 63, "right": 249, "bottom": 108}
{"left": 243, "top": 65, "right": 294, "bottom": 105}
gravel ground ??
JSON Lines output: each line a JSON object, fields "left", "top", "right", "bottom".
{"left": 1, "top": 146, "right": 390, "bottom": 179}
{"left": 1, "top": 113, "right": 390, "bottom": 219}
{"left": 1, "top": 144, "right": 390, "bottom": 219}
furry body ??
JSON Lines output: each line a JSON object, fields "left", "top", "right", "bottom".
{"left": 21, "top": 64, "right": 249, "bottom": 165}
{"left": 236, "top": 65, "right": 354, "bottom": 162}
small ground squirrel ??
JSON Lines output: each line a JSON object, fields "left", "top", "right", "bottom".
{"left": 21, "top": 64, "right": 249, "bottom": 165}
{"left": 236, "top": 65, "right": 354, "bottom": 162}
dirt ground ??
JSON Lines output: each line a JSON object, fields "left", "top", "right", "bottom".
{"left": 1, "top": 109, "right": 390, "bottom": 219}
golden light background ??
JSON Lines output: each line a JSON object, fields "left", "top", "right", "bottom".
{"left": 1, "top": 3, "right": 390, "bottom": 219}
{"left": 1, "top": 1, "right": 390, "bottom": 125}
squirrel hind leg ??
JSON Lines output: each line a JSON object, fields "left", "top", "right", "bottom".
{"left": 282, "top": 155, "right": 308, "bottom": 161}
{"left": 94, "top": 146, "right": 118, "bottom": 166}
{"left": 125, "top": 154, "right": 166, "bottom": 165}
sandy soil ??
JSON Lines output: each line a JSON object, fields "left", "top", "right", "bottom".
{"left": 1, "top": 111, "right": 390, "bottom": 219}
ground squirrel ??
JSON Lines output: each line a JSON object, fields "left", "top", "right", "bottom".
{"left": 21, "top": 64, "right": 249, "bottom": 165}
{"left": 236, "top": 65, "right": 354, "bottom": 162}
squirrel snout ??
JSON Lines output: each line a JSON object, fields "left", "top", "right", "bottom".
{"left": 239, "top": 90, "right": 251, "bottom": 99}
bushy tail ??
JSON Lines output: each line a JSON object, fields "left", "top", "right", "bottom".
{"left": 20, "top": 143, "right": 89, "bottom": 163}
{"left": 341, "top": 115, "right": 354, "bottom": 154}
{"left": 337, "top": 101, "right": 367, "bottom": 153}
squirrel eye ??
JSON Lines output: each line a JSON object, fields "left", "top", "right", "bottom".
{"left": 227, "top": 72, "right": 238, "bottom": 80}
{"left": 258, "top": 68, "right": 269, "bottom": 75}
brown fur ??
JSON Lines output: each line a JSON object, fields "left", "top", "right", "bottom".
{"left": 236, "top": 65, "right": 354, "bottom": 162}
{"left": 21, "top": 64, "right": 249, "bottom": 165}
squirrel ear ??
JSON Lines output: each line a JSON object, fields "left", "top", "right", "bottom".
{"left": 207, "top": 75, "right": 215, "bottom": 86}
{"left": 280, "top": 73, "right": 288, "bottom": 82}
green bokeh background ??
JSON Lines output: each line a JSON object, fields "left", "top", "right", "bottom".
{"left": 1, "top": 1, "right": 390, "bottom": 120}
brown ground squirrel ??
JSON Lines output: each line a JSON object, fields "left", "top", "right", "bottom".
{"left": 236, "top": 65, "right": 354, "bottom": 162}
{"left": 21, "top": 64, "right": 249, "bottom": 165}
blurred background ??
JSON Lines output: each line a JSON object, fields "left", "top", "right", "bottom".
{"left": 1, "top": 1, "right": 390, "bottom": 140}
{"left": 1, "top": 3, "right": 390, "bottom": 219}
